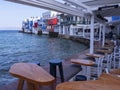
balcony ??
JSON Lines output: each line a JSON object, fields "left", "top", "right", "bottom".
{"left": 60, "top": 20, "right": 77, "bottom": 25}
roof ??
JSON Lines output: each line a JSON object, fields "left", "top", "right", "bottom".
{"left": 5, "top": 0, "right": 120, "bottom": 23}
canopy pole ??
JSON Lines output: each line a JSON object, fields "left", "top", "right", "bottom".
{"left": 102, "top": 24, "right": 105, "bottom": 47}
{"left": 63, "top": 25, "right": 65, "bottom": 35}
{"left": 83, "top": 26, "right": 85, "bottom": 37}
{"left": 59, "top": 25, "right": 61, "bottom": 34}
{"left": 70, "top": 25, "right": 73, "bottom": 36}
{"left": 99, "top": 24, "right": 102, "bottom": 41}
{"left": 90, "top": 15, "right": 94, "bottom": 54}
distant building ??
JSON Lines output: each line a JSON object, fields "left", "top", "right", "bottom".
{"left": 57, "top": 14, "right": 91, "bottom": 36}
{"left": 21, "top": 17, "right": 41, "bottom": 34}
{"left": 42, "top": 11, "right": 58, "bottom": 19}
{"left": 42, "top": 11, "right": 60, "bottom": 37}
{"left": 37, "top": 18, "right": 47, "bottom": 31}
{"left": 21, "top": 10, "right": 101, "bottom": 39}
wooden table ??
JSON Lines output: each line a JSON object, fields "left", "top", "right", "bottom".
{"left": 101, "top": 46, "right": 114, "bottom": 50}
{"left": 105, "top": 44, "right": 115, "bottom": 48}
{"left": 95, "top": 49, "right": 113, "bottom": 71}
{"left": 71, "top": 59, "right": 95, "bottom": 80}
{"left": 9, "top": 63, "right": 55, "bottom": 90}
{"left": 95, "top": 49, "right": 112, "bottom": 54}
{"left": 71, "top": 59, "right": 95, "bottom": 66}
{"left": 86, "top": 53, "right": 104, "bottom": 58}
{"left": 56, "top": 73, "right": 120, "bottom": 90}
{"left": 85, "top": 53, "right": 105, "bottom": 77}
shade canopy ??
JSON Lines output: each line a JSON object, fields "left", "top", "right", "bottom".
{"left": 5, "top": 0, "right": 120, "bottom": 22}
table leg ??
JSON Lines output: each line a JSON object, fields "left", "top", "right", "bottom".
{"left": 118, "top": 58, "right": 120, "bottom": 68}
{"left": 27, "top": 82, "right": 39, "bottom": 90}
{"left": 17, "top": 79, "right": 24, "bottom": 90}
{"left": 33, "top": 84, "right": 40, "bottom": 90}
{"left": 82, "top": 66, "right": 86, "bottom": 75}
{"left": 86, "top": 66, "right": 91, "bottom": 80}
{"left": 82, "top": 66, "right": 91, "bottom": 80}
{"left": 27, "top": 82, "right": 33, "bottom": 90}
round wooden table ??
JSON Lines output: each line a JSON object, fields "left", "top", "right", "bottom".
{"left": 56, "top": 73, "right": 120, "bottom": 90}
{"left": 9, "top": 63, "right": 55, "bottom": 90}
{"left": 95, "top": 49, "right": 112, "bottom": 54}
{"left": 85, "top": 53, "right": 105, "bottom": 77}
{"left": 85, "top": 53, "right": 104, "bottom": 58}
{"left": 71, "top": 59, "right": 95, "bottom": 80}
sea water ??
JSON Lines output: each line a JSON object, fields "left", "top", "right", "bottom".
{"left": 0, "top": 30, "right": 87, "bottom": 86}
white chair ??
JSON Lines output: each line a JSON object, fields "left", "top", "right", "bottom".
{"left": 105, "top": 68, "right": 120, "bottom": 77}
{"left": 103, "top": 53, "right": 113, "bottom": 70}
{"left": 90, "top": 57, "right": 104, "bottom": 79}
{"left": 105, "top": 68, "right": 110, "bottom": 74}
{"left": 113, "top": 46, "right": 120, "bottom": 69}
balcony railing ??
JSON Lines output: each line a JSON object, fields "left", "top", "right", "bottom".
{"left": 60, "top": 21, "right": 90, "bottom": 25}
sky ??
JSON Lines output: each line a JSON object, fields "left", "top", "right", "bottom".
{"left": 0, "top": 0, "right": 47, "bottom": 30}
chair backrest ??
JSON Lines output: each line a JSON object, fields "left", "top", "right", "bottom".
{"left": 105, "top": 68, "right": 110, "bottom": 74}
{"left": 95, "top": 57, "right": 104, "bottom": 76}
{"left": 113, "top": 46, "right": 120, "bottom": 57}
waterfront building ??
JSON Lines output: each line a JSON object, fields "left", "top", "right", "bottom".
{"left": 21, "top": 17, "right": 41, "bottom": 34}
{"left": 32, "top": 17, "right": 47, "bottom": 34}
{"left": 37, "top": 18, "right": 47, "bottom": 34}
{"left": 21, "top": 10, "right": 102, "bottom": 41}
{"left": 32, "top": 17, "right": 39, "bottom": 34}
{"left": 42, "top": 11, "right": 58, "bottom": 19}
{"left": 46, "top": 17, "right": 58, "bottom": 32}
{"left": 21, "top": 11, "right": 59, "bottom": 35}
{"left": 57, "top": 14, "right": 90, "bottom": 35}
{"left": 21, "top": 18, "right": 32, "bottom": 33}
{"left": 42, "top": 11, "right": 60, "bottom": 36}
{"left": 57, "top": 13, "right": 101, "bottom": 41}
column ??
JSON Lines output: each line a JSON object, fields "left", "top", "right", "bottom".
{"left": 73, "top": 16, "right": 76, "bottom": 21}
{"left": 99, "top": 24, "right": 102, "bottom": 41}
{"left": 90, "top": 15, "right": 94, "bottom": 54}
{"left": 59, "top": 25, "right": 61, "bottom": 34}
{"left": 83, "top": 27, "right": 85, "bottom": 37}
{"left": 63, "top": 25, "right": 66, "bottom": 35}
{"left": 102, "top": 24, "right": 105, "bottom": 47}
{"left": 117, "top": 25, "right": 120, "bottom": 36}
{"left": 70, "top": 25, "right": 73, "bottom": 36}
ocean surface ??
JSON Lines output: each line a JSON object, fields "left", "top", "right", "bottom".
{"left": 0, "top": 30, "right": 87, "bottom": 86}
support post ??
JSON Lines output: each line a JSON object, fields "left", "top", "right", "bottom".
{"left": 99, "top": 24, "right": 102, "bottom": 41}
{"left": 70, "top": 25, "right": 73, "bottom": 36}
{"left": 59, "top": 25, "right": 61, "bottom": 34}
{"left": 83, "top": 27, "right": 85, "bottom": 37}
{"left": 102, "top": 24, "right": 105, "bottom": 47}
{"left": 63, "top": 26, "right": 66, "bottom": 35}
{"left": 90, "top": 15, "right": 94, "bottom": 54}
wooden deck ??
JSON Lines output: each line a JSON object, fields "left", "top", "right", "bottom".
{"left": 0, "top": 49, "right": 89, "bottom": 90}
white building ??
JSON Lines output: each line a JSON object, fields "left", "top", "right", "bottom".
{"left": 42, "top": 11, "right": 58, "bottom": 19}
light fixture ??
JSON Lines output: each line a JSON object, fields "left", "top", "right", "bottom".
{"left": 98, "top": 5, "right": 119, "bottom": 11}
{"left": 96, "top": 14, "right": 108, "bottom": 22}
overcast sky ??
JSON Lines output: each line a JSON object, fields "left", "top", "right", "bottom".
{"left": 0, "top": 0, "right": 47, "bottom": 30}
